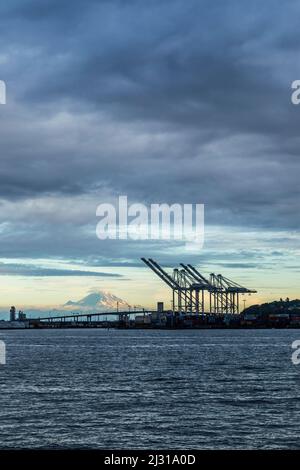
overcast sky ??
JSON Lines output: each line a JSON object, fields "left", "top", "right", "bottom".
{"left": 0, "top": 0, "right": 299, "bottom": 309}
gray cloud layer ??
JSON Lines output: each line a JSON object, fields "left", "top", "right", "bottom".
{"left": 0, "top": 262, "right": 122, "bottom": 277}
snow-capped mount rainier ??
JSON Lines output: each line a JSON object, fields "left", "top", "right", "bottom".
{"left": 64, "top": 291, "right": 130, "bottom": 312}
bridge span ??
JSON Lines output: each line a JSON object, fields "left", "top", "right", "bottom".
{"left": 29, "top": 310, "right": 151, "bottom": 328}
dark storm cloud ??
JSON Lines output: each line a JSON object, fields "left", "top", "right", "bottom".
{"left": 0, "top": 0, "right": 299, "bottom": 266}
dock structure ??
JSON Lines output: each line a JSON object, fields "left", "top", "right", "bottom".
{"left": 141, "top": 258, "right": 256, "bottom": 315}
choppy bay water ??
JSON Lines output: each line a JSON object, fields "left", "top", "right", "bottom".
{"left": 0, "top": 328, "right": 300, "bottom": 449}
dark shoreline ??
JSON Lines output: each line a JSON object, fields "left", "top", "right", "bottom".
{"left": 1, "top": 325, "right": 300, "bottom": 330}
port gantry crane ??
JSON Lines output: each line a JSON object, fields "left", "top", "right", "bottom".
{"left": 142, "top": 258, "right": 213, "bottom": 315}
{"left": 173, "top": 267, "right": 207, "bottom": 315}
{"left": 208, "top": 273, "right": 256, "bottom": 314}
{"left": 179, "top": 263, "right": 223, "bottom": 314}
{"left": 141, "top": 258, "right": 257, "bottom": 315}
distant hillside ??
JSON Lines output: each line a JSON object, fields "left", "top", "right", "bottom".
{"left": 243, "top": 299, "right": 300, "bottom": 317}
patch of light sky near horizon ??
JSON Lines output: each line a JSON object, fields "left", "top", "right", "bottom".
{"left": 0, "top": 223, "right": 298, "bottom": 310}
